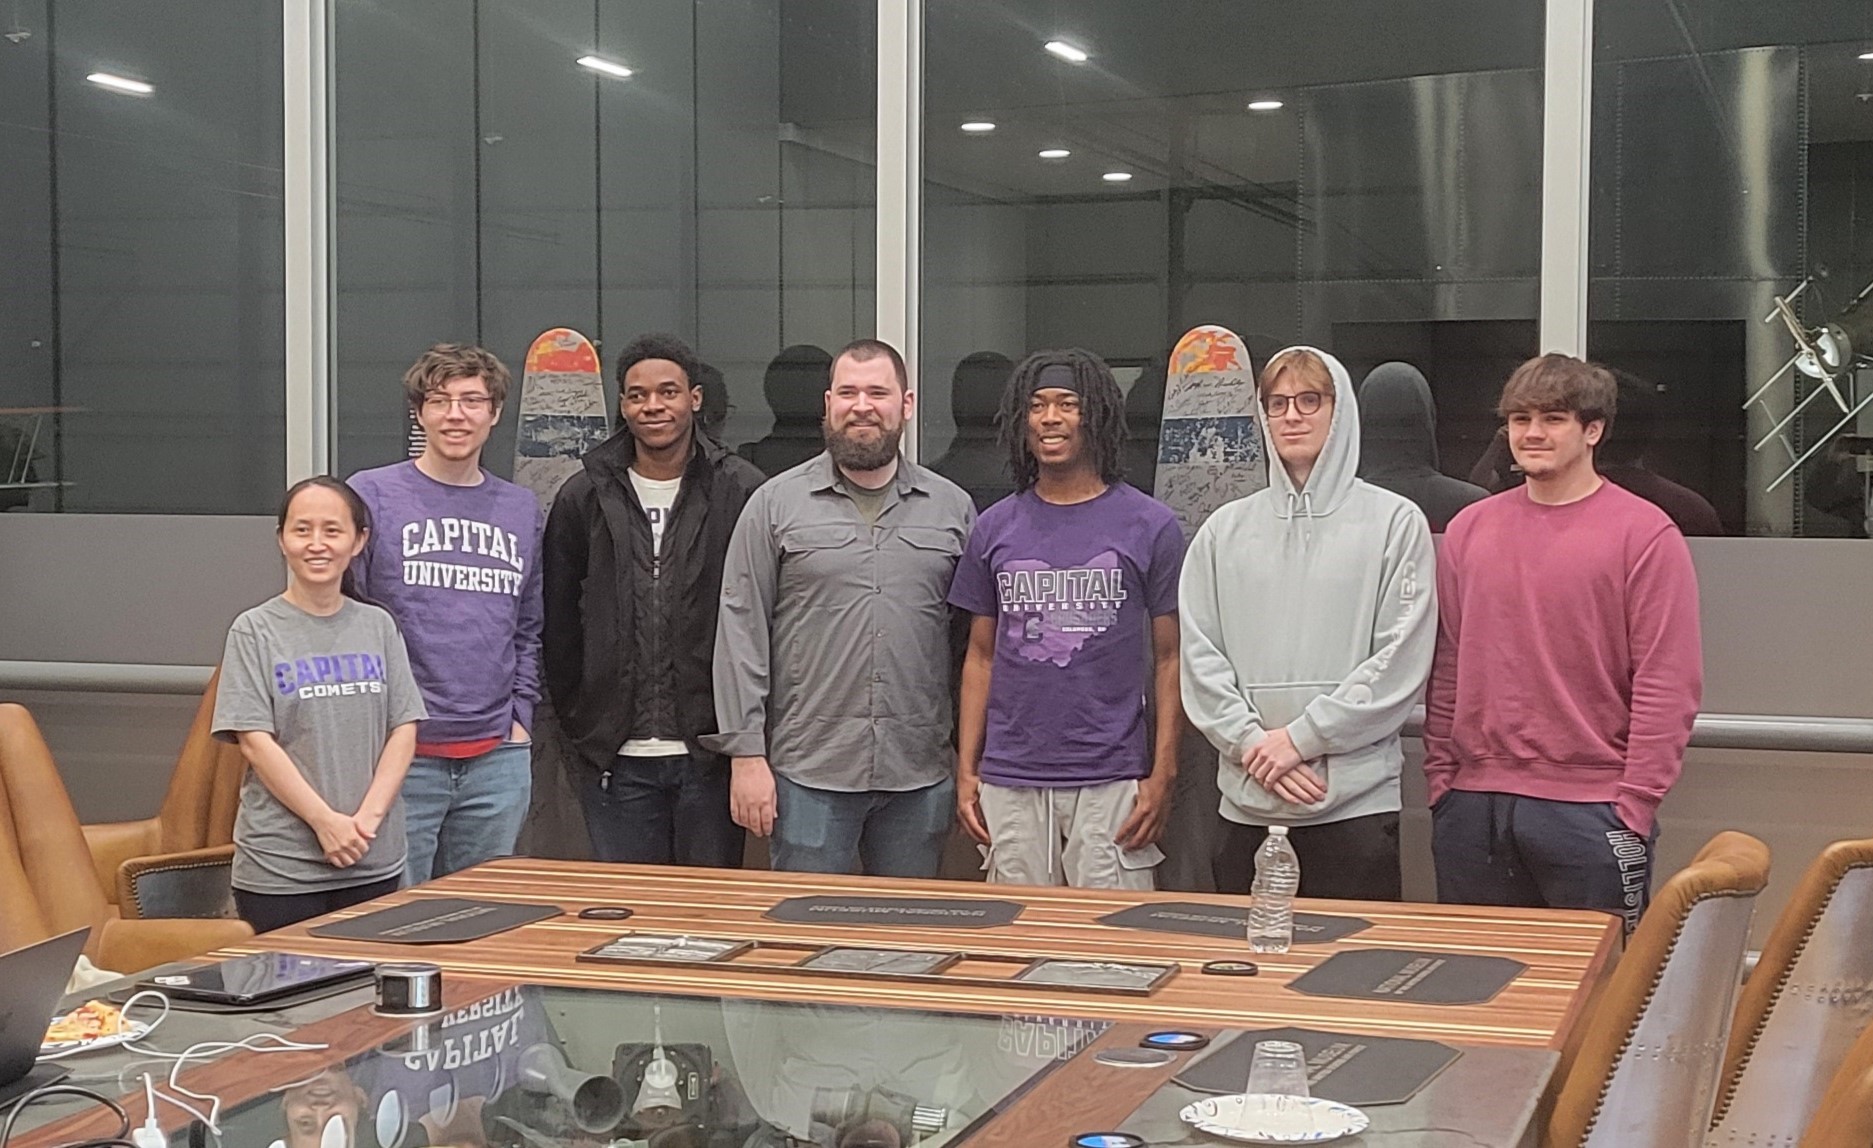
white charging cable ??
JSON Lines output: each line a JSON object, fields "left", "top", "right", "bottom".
{"left": 117, "top": 992, "right": 331, "bottom": 1136}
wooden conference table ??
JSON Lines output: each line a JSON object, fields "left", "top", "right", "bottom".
{"left": 23, "top": 862, "right": 1620, "bottom": 1147}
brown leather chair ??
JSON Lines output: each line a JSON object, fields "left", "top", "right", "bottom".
{"left": 0, "top": 702, "right": 251, "bottom": 973}
{"left": 1709, "top": 838, "right": 1873, "bottom": 1146}
{"left": 1799, "top": 1019, "right": 1873, "bottom": 1148}
{"left": 82, "top": 668, "right": 246, "bottom": 910}
{"left": 1546, "top": 831, "right": 1772, "bottom": 1148}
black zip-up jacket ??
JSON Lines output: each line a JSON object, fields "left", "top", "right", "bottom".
{"left": 541, "top": 429, "right": 766, "bottom": 774}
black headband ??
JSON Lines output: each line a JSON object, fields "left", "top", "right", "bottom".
{"left": 1028, "top": 362, "right": 1082, "bottom": 398}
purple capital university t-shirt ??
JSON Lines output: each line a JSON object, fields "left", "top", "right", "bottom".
{"left": 348, "top": 461, "right": 544, "bottom": 744}
{"left": 947, "top": 483, "right": 1185, "bottom": 787}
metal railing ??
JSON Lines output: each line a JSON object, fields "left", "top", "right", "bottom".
{"left": 3, "top": 660, "right": 1872, "bottom": 755}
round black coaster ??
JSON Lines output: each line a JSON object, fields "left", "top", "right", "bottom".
{"left": 1201, "top": 959, "right": 1260, "bottom": 976}
{"left": 1069, "top": 1134, "right": 1146, "bottom": 1148}
{"left": 578, "top": 906, "right": 634, "bottom": 920}
{"left": 1141, "top": 1030, "right": 1211, "bottom": 1052}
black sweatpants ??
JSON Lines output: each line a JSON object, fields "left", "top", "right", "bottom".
{"left": 234, "top": 875, "right": 401, "bottom": 934}
{"left": 1215, "top": 811, "right": 1402, "bottom": 902}
{"left": 1432, "top": 790, "right": 1654, "bottom": 934}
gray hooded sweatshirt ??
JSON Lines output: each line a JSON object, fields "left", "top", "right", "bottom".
{"left": 1178, "top": 347, "right": 1438, "bottom": 827}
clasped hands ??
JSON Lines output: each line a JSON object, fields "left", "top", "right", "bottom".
{"left": 1243, "top": 728, "right": 1326, "bottom": 805}
{"left": 313, "top": 805, "right": 384, "bottom": 868}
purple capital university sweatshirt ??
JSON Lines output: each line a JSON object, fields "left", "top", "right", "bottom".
{"left": 348, "top": 461, "right": 544, "bottom": 744}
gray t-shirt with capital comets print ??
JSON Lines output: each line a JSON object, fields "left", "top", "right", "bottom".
{"left": 213, "top": 596, "right": 427, "bottom": 894}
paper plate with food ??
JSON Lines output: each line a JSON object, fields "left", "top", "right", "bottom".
{"left": 40, "top": 999, "right": 152, "bottom": 1057}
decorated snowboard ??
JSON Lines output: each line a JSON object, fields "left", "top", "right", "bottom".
{"left": 1154, "top": 325, "right": 1266, "bottom": 895}
{"left": 1154, "top": 324, "right": 1266, "bottom": 538}
{"left": 405, "top": 406, "right": 426, "bottom": 458}
{"left": 512, "top": 328, "right": 610, "bottom": 510}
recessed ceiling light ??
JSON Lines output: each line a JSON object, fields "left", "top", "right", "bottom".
{"left": 86, "top": 72, "right": 152, "bottom": 96}
{"left": 576, "top": 55, "right": 634, "bottom": 79}
{"left": 1247, "top": 99, "right": 1284, "bottom": 112}
{"left": 1860, "top": 50, "right": 1873, "bottom": 60}
{"left": 1044, "top": 40, "right": 1089, "bottom": 63}
{"left": 1102, "top": 171, "right": 1133, "bottom": 183}
{"left": 1037, "top": 148, "right": 1071, "bottom": 160}
{"left": 960, "top": 121, "right": 996, "bottom": 133}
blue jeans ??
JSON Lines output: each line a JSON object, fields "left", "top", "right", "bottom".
{"left": 770, "top": 773, "right": 955, "bottom": 878}
{"left": 576, "top": 753, "right": 744, "bottom": 868}
{"left": 402, "top": 741, "right": 533, "bottom": 885}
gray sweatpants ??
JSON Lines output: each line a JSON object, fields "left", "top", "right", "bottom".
{"left": 1431, "top": 789, "right": 1656, "bottom": 935}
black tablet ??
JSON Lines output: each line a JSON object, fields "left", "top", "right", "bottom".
{"left": 141, "top": 953, "right": 375, "bottom": 1005}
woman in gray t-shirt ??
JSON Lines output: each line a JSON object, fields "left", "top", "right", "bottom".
{"left": 213, "top": 477, "right": 427, "bottom": 932}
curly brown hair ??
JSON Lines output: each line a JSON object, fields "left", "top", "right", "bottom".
{"left": 401, "top": 344, "right": 512, "bottom": 412}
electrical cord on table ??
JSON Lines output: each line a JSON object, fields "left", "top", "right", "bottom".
{"left": 0, "top": 1080, "right": 137, "bottom": 1148}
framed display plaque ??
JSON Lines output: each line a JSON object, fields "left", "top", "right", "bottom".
{"left": 795, "top": 947, "right": 960, "bottom": 977}
{"left": 1012, "top": 958, "right": 1177, "bottom": 995}
{"left": 577, "top": 934, "right": 753, "bottom": 966}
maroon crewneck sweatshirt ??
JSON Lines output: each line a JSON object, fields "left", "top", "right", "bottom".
{"left": 1422, "top": 481, "right": 1703, "bottom": 836}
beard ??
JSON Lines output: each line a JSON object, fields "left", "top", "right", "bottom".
{"left": 825, "top": 417, "right": 903, "bottom": 471}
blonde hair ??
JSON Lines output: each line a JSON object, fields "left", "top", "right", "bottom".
{"left": 1257, "top": 349, "right": 1336, "bottom": 399}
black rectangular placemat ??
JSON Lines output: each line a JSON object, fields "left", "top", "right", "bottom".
{"left": 765, "top": 895, "right": 1024, "bottom": 928}
{"left": 1175, "top": 1026, "right": 1462, "bottom": 1107}
{"left": 1095, "top": 901, "right": 1371, "bottom": 944}
{"left": 1286, "top": 948, "right": 1526, "bottom": 1005}
{"left": 308, "top": 897, "right": 561, "bottom": 944}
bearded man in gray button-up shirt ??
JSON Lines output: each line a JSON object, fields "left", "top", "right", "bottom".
{"left": 705, "top": 339, "right": 976, "bottom": 877}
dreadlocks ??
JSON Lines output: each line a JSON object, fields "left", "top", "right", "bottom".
{"left": 997, "top": 348, "right": 1128, "bottom": 492}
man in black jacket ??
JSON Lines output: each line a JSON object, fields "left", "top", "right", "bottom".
{"left": 543, "top": 333, "right": 766, "bottom": 865}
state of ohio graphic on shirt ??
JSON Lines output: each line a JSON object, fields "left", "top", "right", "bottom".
{"left": 948, "top": 484, "right": 1184, "bottom": 787}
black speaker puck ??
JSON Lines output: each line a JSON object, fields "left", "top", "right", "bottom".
{"left": 1201, "top": 959, "right": 1260, "bottom": 976}
{"left": 578, "top": 906, "right": 634, "bottom": 920}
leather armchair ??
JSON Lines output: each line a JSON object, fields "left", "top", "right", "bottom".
{"left": 1545, "top": 831, "right": 1771, "bottom": 1148}
{"left": 1709, "top": 837, "right": 1873, "bottom": 1146}
{"left": 1799, "top": 1018, "right": 1873, "bottom": 1148}
{"left": 82, "top": 668, "right": 246, "bottom": 910}
{"left": 0, "top": 702, "right": 251, "bottom": 974}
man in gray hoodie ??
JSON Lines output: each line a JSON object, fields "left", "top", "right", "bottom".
{"left": 1179, "top": 347, "right": 1438, "bottom": 899}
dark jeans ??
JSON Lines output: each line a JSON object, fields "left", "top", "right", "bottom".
{"left": 234, "top": 875, "right": 401, "bottom": 934}
{"left": 1215, "top": 811, "right": 1403, "bottom": 901}
{"left": 577, "top": 753, "right": 745, "bottom": 868}
{"left": 1432, "top": 790, "right": 1655, "bottom": 935}
{"left": 770, "top": 773, "right": 955, "bottom": 878}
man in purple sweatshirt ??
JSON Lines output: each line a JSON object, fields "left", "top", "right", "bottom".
{"left": 1424, "top": 354, "right": 1702, "bottom": 934}
{"left": 349, "top": 344, "right": 545, "bottom": 884}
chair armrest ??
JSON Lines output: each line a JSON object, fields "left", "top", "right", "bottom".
{"left": 82, "top": 819, "right": 160, "bottom": 906}
{"left": 116, "top": 844, "right": 240, "bottom": 921}
{"left": 97, "top": 916, "right": 254, "bottom": 976}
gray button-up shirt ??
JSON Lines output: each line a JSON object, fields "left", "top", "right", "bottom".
{"left": 705, "top": 452, "right": 976, "bottom": 791}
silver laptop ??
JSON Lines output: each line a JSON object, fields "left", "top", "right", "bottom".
{"left": 0, "top": 929, "right": 90, "bottom": 1110}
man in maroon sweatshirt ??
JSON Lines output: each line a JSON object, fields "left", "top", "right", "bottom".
{"left": 1423, "top": 354, "right": 1702, "bottom": 934}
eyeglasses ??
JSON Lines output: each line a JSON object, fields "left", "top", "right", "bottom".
{"left": 1261, "top": 391, "right": 1328, "bottom": 417}
{"left": 422, "top": 394, "right": 494, "bottom": 413}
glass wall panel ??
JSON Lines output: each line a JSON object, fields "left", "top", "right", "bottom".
{"left": 920, "top": 0, "right": 1544, "bottom": 520}
{"left": 333, "top": 0, "right": 876, "bottom": 479}
{"left": 0, "top": 1, "right": 284, "bottom": 513}
{"left": 1590, "top": 3, "right": 1873, "bottom": 537}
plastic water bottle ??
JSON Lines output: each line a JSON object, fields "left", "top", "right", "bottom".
{"left": 1247, "top": 826, "right": 1301, "bottom": 953}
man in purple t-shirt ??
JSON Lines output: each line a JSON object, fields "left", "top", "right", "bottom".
{"left": 948, "top": 349, "right": 1186, "bottom": 889}
{"left": 349, "top": 344, "right": 544, "bottom": 884}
